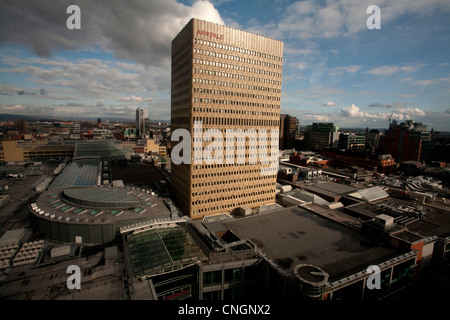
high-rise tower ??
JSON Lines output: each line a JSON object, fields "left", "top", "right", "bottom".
{"left": 171, "top": 18, "right": 283, "bottom": 219}
{"left": 136, "top": 107, "right": 149, "bottom": 139}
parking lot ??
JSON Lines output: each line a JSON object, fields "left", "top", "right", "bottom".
{"left": 0, "top": 162, "right": 59, "bottom": 233}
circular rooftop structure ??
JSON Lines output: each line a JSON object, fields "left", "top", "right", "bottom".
{"left": 293, "top": 264, "right": 329, "bottom": 298}
{"left": 62, "top": 187, "right": 140, "bottom": 209}
{"left": 30, "top": 186, "right": 173, "bottom": 244}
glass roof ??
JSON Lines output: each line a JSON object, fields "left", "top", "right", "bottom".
{"left": 74, "top": 142, "right": 129, "bottom": 159}
{"left": 63, "top": 187, "right": 141, "bottom": 208}
{"left": 49, "top": 159, "right": 100, "bottom": 190}
{"left": 127, "top": 225, "right": 207, "bottom": 278}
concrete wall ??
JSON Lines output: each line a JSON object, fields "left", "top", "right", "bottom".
{"left": 31, "top": 214, "right": 116, "bottom": 244}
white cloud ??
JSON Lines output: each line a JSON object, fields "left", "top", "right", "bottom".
{"left": 400, "top": 77, "right": 450, "bottom": 86}
{"left": 118, "top": 96, "right": 153, "bottom": 103}
{"left": 300, "top": 112, "right": 333, "bottom": 123}
{"left": 412, "top": 79, "right": 435, "bottom": 86}
{"left": 368, "top": 64, "right": 424, "bottom": 76}
{"left": 0, "top": 104, "right": 26, "bottom": 112}
{"left": 412, "top": 78, "right": 450, "bottom": 86}
{"left": 289, "top": 61, "right": 309, "bottom": 70}
{"left": 392, "top": 108, "right": 426, "bottom": 118}
{"left": 341, "top": 104, "right": 426, "bottom": 120}
{"left": 397, "top": 93, "right": 417, "bottom": 98}
{"left": 273, "top": 0, "right": 450, "bottom": 40}
{"left": 294, "top": 107, "right": 447, "bottom": 130}
{"left": 322, "top": 101, "right": 336, "bottom": 107}
{"left": 328, "top": 65, "right": 361, "bottom": 76}
{"left": 284, "top": 47, "right": 316, "bottom": 56}
{"left": 288, "top": 86, "right": 346, "bottom": 99}
{"left": 341, "top": 104, "right": 374, "bottom": 118}
{"left": 368, "top": 66, "right": 399, "bottom": 76}
{"left": 246, "top": 20, "right": 283, "bottom": 41}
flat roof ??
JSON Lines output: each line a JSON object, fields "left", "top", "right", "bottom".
{"left": 301, "top": 186, "right": 338, "bottom": 199}
{"left": 223, "top": 206, "right": 383, "bottom": 277}
{"left": 344, "top": 199, "right": 391, "bottom": 220}
{"left": 74, "top": 142, "right": 130, "bottom": 159}
{"left": 347, "top": 198, "right": 450, "bottom": 238}
{"left": 406, "top": 206, "right": 450, "bottom": 238}
{"left": 0, "top": 229, "right": 25, "bottom": 247}
{"left": 309, "top": 182, "right": 358, "bottom": 195}
{"left": 323, "top": 246, "right": 403, "bottom": 282}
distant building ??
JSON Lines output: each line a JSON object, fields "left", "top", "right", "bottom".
{"left": 14, "top": 119, "right": 27, "bottom": 133}
{"left": 321, "top": 149, "right": 395, "bottom": 174}
{"left": 304, "top": 123, "right": 340, "bottom": 150}
{"left": 136, "top": 107, "right": 150, "bottom": 139}
{"left": 123, "top": 127, "right": 137, "bottom": 141}
{"left": 365, "top": 129, "right": 383, "bottom": 152}
{"left": 133, "top": 139, "right": 167, "bottom": 156}
{"left": 55, "top": 122, "right": 80, "bottom": 134}
{"left": 382, "top": 120, "right": 429, "bottom": 162}
{"left": 92, "top": 128, "right": 114, "bottom": 140}
{"left": 0, "top": 140, "right": 74, "bottom": 162}
{"left": 338, "top": 132, "right": 365, "bottom": 151}
{"left": 279, "top": 114, "right": 298, "bottom": 150}
{"left": 289, "top": 151, "right": 329, "bottom": 167}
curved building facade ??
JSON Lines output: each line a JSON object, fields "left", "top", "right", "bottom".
{"left": 30, "top": 186, "right": 172, "bottom": 244}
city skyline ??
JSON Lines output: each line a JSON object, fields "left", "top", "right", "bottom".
{"left": 1, "top": 0, "right": 450, "bottom": 130}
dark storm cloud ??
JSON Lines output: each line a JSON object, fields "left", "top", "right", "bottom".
{"left": 17, "top": 90, "right": 35, "bottom": 95}
{"left": 52, "top": 102, "right": 85, "bottom": 107}
{"left": 0, "top": 0, "right": 224, "bottom": 67}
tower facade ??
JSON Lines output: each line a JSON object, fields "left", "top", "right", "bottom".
{"left": 171, "top": 19, "right": 283, "bottom": 219}
{"left": 136, "top": 107, "right": 149, "bottom": 139}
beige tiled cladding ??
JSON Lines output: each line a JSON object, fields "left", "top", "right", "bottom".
{"left": 171, "top": 18, "right": 283, "bottom": 219}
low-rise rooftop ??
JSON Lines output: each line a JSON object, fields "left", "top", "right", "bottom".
{"left": 222, "top": 206, "right": 392, "bottom": 279}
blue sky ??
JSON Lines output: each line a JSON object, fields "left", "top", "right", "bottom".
{"left": 0, "top": 0, "right": 449, "bottom": 130}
